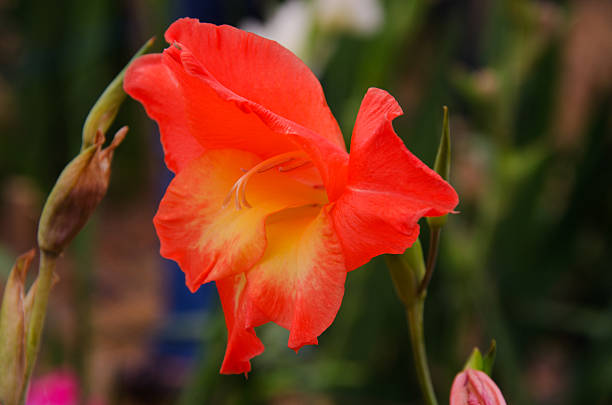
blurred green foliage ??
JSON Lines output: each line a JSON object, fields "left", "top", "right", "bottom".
{"left": 1, "top": 0, "right": 611, "bottom": 404}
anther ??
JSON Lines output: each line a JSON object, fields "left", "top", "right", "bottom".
{"left": 278, "top": 160, "right": 313, "bottom": 172}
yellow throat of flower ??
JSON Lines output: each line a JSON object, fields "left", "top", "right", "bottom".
{"left": 223, "top": 150, "right": 314, "bottom": 210}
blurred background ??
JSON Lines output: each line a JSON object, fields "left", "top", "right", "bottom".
{"left": 1, "top": 0, "right": 611, "bottom": 404}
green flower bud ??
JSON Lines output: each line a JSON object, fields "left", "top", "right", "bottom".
{"left": 428, "top": 106, "right": 452, "bottom": 229}
{"left": 385, "top": 239, "right": 426, "bottom": 307}
{"left": 38, "top": 38, "right": 154, "bottom": 255}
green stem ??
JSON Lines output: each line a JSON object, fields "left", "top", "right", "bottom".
{"left": 418, "top": 227, "right": 440, "bottom": 296}
{"left": 19, "top": 250, "right": 58, "bottom": 404}
{"left": 406, "top": 298, "right": 438, "bottom": 405}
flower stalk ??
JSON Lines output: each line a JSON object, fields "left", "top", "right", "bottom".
{"left": 0, "top": 38, "right": 155, "bottom": 405}
{"left": 82, "top": 37, "right": 155, "bottom": 149}
{"left": 386, "top": 107, "right": 455, "bottom": 405}
{"left": 386, "top": 241, "right": 438, "bottom": 405}
{"left": 19, "top": 250, "right": 58, "bottom": 404}
{"left": 407, "top": 297, "right": 438, "bottom": 405}
{"left": 417, "top": 226, "right": 441, "bottom": 296}
{"left": 420, "top": 106, "right": 452, "bottom": 295}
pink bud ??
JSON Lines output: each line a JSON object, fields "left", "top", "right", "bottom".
{"left": 450, "top": 369, "right": 507, "bottom": 405}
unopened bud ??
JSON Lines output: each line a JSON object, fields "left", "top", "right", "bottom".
{"left": 450, "top": 369, "right": 506, "bottom": 405}
{"left": 0, "top": 250, "right": 35, "bottom": 404}
{"left": 385, "top": 239, "right": 426, "bottom": 307}
{"left": 37, "top": 127, "right": 127, "bottom": 255}
{"left": 428, "top": 106, "right": 452, "bottom": 229}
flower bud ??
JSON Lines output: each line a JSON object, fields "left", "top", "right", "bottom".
{"left": 450, "top": 368, "right": 507, "bottom": 405}
{"left": 0, "top": 250, "right": 35, "bottom": 405}
{"left": 428, "top": 106, "right": 452, "bottom": 229}
{"left": 37, "top": 127, "right": 127, "bottom": 255}
{"left": 385, "top": 238, "right": 426, "bottom": 307}
{"left": 37, "top": 38, "right": 154, "bottom": 255}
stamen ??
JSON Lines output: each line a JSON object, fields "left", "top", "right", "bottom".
{"left": 223, "top": 150, "right": 310, "bottom": 210}
{"left": 277, "top": 160, "right": 313, "bottom": 172}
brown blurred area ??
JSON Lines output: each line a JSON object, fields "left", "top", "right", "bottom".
{"left": 554, "top": 0, "right": 612, "bottom": 151}
{"left": 0, "top": 179, "right": 163, "bottom": 399}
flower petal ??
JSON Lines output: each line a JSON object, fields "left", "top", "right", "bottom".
{"left": 123, "top": 54, "right": 204, "bottom": 173}
{"left": 216, "top": 207, "right": 345, "bottom": 374}
{"left": 245, "top": 205, "right": 346, "bottom": 351}
{"left": 216, "top": 274, "right": 265, "bottom": 375}
{"left": 330, "top": 88, "right": 459, "bottom": 269}
{"left": 163, "top": 19, "right": 350, "bottom": 199}
{"left": 125, "top": 50, "right": 303, "bottom": 172}
{"left": 154, "top": 149, "right": 328, "bottom": 292}
{"left": 125, "top": 22, "right": 350, "bottom": 193}
{"left": 450, "top": 369, "right": 507, "bottom": 405}
{"left": 165, "top": 18, "right": 345, "bottom": 150}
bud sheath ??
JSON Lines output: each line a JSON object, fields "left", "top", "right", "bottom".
{"left": 37, "top": 128, "right": 126, "bottom": 255}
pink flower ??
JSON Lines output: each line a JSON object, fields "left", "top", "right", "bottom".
{"left": 27, "top": 371, "right": 78, "bottom": 405}
{"left": 27, "top": 371, "right": 104, "bottom": 405}
{"left": 450, "top": 369, "right": 507, "bottom": 405}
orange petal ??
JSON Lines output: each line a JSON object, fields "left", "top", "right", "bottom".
{"left": 165, "top": 18, "right": 345, "bottom": 150}
{"left": 246, "top": 205, "right": 346, "bottom": 351}
{"left": 123, "top": 54, "right": 205, "bottom": 173}
{"left": 216, "top": 274, "right": 266, "bottom": 375}
{"left": 154, "top": 149, "right": 327, "bottom": 291}
{"left": 217, "top": 206, "right": 346, "bottom": 374}
{"left": 125, "top": 19, "right": 351, "bottom": 192}
{"left": 331, "top": 88, "right": 459, "bottom": 269}
{"left": 165, "top": 41, "right": 350, "bottom": 201}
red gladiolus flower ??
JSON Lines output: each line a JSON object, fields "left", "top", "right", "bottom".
{"left": 124, "top": 18, "right": 458, "bottom": 374}
{"left": 450, "top": 369, "right": 507, "bottom": 405}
